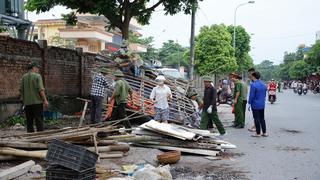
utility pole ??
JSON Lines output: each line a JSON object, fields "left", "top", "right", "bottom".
{"left": 189, "top": 1, "right": 197, "bottom": 80}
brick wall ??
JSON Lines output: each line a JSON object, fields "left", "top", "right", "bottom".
{"left": 0, "top": 36, "right": 42, "bottom": 101}
{"left": 0, "top": 36, "right": 110, "bottom": 102}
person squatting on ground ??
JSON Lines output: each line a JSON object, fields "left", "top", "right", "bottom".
{"left": 150, "top": 75, "right": 172, "bottom": 123}
{"left": 111, "top": 70, "right": 133, "bottom": 132}
{"left": 20, "top": 62, "right": 49, "bottom": 133}
{"left": 248, "top": 71, "right": 268, "bottom": 137}
{"left": 230, "top": 73, "right": 245, "bottom": 128}
{"left": 200, "top": 76, "right": 226, "bottom": 135}
{"left": 186, "top": 91, "right": 203, "bottom": 128}
{"left": 90, "top": 68, "right": 109, "bottom": 124}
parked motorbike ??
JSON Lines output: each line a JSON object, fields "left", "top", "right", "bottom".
{"left": 293, "top": 88, "right": 297, "bottom": 94}
{"left": 268, "top": 90, "right": 276, "bottom": 104}
{"left": 217, "top": 94, "right": 233, "bottom": 106}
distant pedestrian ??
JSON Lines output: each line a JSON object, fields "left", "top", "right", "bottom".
{"left": 150, "top": 75, "right": 172, "bottom": 123}
{"left": 20, "top": 62, "right": 49, "bottom": 133}
{"left": 200, "top": 76, "right": 226, "bottom": 135}
{"left": 248, "top": 71, "right": 268, "bottom": 137}
{"left": 90, "top": 68, "right": 109, "bottom": 124}
{"left": 111, "top": 70, "right": 133, "bottom": 131}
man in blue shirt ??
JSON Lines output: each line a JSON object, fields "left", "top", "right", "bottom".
{"left": 248, "top": 71, "right": 268, "bottom": 137}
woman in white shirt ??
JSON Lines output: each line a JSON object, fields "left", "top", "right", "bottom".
{"left": 150, "top": 75, "right": 172, "bottom": 123}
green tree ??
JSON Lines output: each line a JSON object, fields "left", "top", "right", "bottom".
{"left": 158, "top": 40, "right": 188, "bottom": 68}
{"left": 25, "top": 0, "right": 201, "bottom": 40}
{"left": 227, "top": 25, "right": 252, "bottom": 72}
{"left": 254, "top": 60, "right": 278, "bottom": 81}
{"left": 195, "top": 24, "right": 237, "bottom": 75}
{"left": 288, "top": 60, "right": 310, "bottom": 79}
{"left": 283, "top": 51, "right": 296, "bottom": 64}
{"left": 306, "top": 40, "right": 320, "bottom": 73}
{"left": 129, "top": 32, "right": 158, "bottom": 61}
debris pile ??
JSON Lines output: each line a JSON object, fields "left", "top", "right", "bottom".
{"left": 131, "top": 120, "right": 236, "bottom": 157}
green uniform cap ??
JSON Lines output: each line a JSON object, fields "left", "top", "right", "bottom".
{"left": 202, "top": 76, "right": 213, "bottom": 82}
{"left": 114, "top": 70, "right": 124, "bottom": 77}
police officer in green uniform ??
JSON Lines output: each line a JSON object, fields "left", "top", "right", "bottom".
{"left": 230, "top": 73, "right": 244, "bottom": 128}
{"left": 111, "top": 70, "right": 133, "bottom": 132}
{"left": 20, "top": 62, "right": 49, "bottom": 133}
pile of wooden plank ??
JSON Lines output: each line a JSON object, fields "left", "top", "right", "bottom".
{"left": 129, "top": 121, "right": 237, "bottom": 157}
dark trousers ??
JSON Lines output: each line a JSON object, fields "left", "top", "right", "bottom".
{"left": 111, "top": 103, "right": 132, "bottom": 131}
{"left": 252, "top": 109, "right": 266, "bottom": 134}
{"left": 25, "top": 104, "right": 44, "bottom": 133}
{"left": 91, "top": 96, "right": 103, "bottom": 124}
{"left": 243, "top": 100, "right": 247, "bottom": 120}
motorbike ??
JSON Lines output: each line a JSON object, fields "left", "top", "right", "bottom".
{"left": 293, "top": 88, "right": 297, "bottom": 94}
{"left": 268, "top": 90, "right": 276, "bottom": 104}
{"left": 217, "top": 94, "right": 233, "bottom": 106}
{"left": 303, "top": 88, "right": 308, "bottom": 95}
{"left": 313, "top": 86, "right": 320, "bottom": 94}
{"left": 297, "top": 87, "right": 303, "bottom": 96}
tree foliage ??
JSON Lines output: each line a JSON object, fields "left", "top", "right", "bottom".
{"left": 129, "top": 32, "right": 158, "bottom": 61}
{"left": 288, "top": 60, "right": 310, "bottom": 79}
{"left": 254, "top": 60, "right": 278, "bottom": 81}
{"left": 306, "top": 40, "right": 320, "bottom": 72}
{"left": 158, "top": 40, "right": 188, "bottom": 68}
{"left": 227, "top": 25, "right": 252, "bottom": 72}
{"left": 195, "top": 24, "right": 237, "bottom": 75}
{"left": 25, "top": 0, "right": 201, "bottom": 39}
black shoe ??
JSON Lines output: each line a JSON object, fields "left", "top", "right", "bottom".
{"left": 235, "top": 126, "right": 244, "bottom": 129}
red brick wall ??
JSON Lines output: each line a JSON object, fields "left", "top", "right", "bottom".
{"left": 0, "top": 36, "right": 110, "bottom": 102}
{"left": 45, "top": 47, "right": 81, "bottom": 96}
{"left": 0, "top": 36, "right": 42, "bottom": 101}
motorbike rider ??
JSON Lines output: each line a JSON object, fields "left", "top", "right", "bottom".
{"left": 268, "top": 79, "right": 277, "bottom": 101}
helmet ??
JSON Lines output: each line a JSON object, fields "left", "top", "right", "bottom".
{"left": 222, "top": 80, "right": 228, "bottom": 84}
{"left": 155, "top": 75, "right": 166, "bottom": 82}
{"left": 202, "top": 76, "right": 213, "bottom": 82}
{"left": 114, "top": 70, "right": 124, "bottom": 77}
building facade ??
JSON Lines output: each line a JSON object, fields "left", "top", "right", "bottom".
{"left": 35, "top": 14, "right": 146, "bottom": 53}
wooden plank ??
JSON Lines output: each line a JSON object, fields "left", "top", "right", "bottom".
{"left": 0, "top": 160, "right": 35, "bottom": 180}
{"left": 99, "top": 153, "right": 123, "bottom": 159}
{"left": 79, "top": 101, "right": 89, "bottom": 127}
{"left": 135, "top": 144, "right": 219, "bottom": 156}
{"left": 93, "top": 133, "right": 100, "bottom": 163}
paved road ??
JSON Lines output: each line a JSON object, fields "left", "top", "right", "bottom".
{"left": 223, "top": 89, "right": 320, "bottom": 180}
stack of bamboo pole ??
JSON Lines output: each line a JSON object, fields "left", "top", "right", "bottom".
{"left": 0, "top": 125, "right": 132, "bottom": 161}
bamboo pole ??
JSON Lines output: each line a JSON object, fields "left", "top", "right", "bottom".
{"left": 0, "top": 147, "right": 46, "bottom": 159}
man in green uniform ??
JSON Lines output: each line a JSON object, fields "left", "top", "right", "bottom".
{"left": 20, "top": 62, "right": 49, "bottom": 133}
{"left": 230, "top": 73, "right": 244, "bottom": 128}
{"left": 111, "top": 70, "right": 133, "bottom": 132}
{"left": 200, "top": 76, "right": 226, "bottom": 135}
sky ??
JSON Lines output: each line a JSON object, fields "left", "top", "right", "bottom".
{"left": 27, "top": 0, "right": 320, "bottom": 65}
